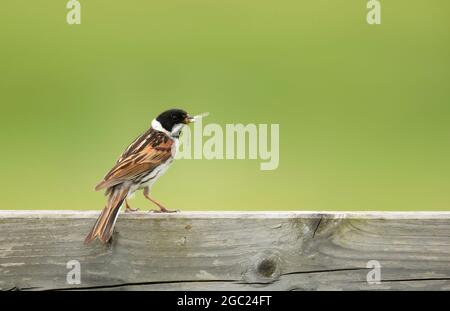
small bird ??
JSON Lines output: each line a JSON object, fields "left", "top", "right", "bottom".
{"left": 85, "top": 108, "right": 198, "bottom": 244}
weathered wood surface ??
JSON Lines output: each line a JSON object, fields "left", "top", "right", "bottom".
{"left": 0, "top": 211, "right": 449, "bottom": 291}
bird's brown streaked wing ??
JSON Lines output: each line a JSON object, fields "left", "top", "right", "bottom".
{"left": 95, "top": 130, "right": 173, "bottom": 191}
{"left": 115, "top": 128, "right": 153, "bottom": 164}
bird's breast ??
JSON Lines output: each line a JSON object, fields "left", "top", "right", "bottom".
{"left": 137, "top": 156, "right": 174, "bottom": 189}
{"left": 171, "top": 138, "right": 179, "bottom": 157}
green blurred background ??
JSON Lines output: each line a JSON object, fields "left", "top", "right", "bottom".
{"left": 1, "top": 1, "right": 449, "bottom": 211}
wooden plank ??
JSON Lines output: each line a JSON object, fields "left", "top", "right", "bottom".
{"left": 0, "top": 211, "right": 449, "bottom": 291}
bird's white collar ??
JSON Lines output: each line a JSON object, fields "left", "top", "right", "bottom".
{"left": 151, "top": 119, "right": 183, "bottom": 138}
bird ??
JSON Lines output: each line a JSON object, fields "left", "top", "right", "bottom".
{"left": 85, "top": 108, "right": 196, "bottom": 244}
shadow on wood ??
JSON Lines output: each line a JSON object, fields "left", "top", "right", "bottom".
{"left": 0, "top": 211, "right": 450, "bottom": 290}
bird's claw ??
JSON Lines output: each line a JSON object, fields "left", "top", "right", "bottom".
{"left": 148, "top": 208, "right": 179, "bottom": 213}
{"left": 125, "top": 207, "right": 140, "bottom": 213}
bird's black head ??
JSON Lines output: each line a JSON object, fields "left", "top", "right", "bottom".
{"left": 156, "top": 108, "right": 192, "bottom": 133}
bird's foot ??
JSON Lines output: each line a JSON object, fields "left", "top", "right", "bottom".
{"left": 148, "top": 207, "right": 179, "bottom": 213}
{"left": 125, "top": 206, "right": 140, "bottom": 213}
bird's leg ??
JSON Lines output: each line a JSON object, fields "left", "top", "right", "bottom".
{"left": 143, "top": 187, "right": 179, "bottom": 213}
{"left": 124, "top": 200, "right": 139, "bottom": 213}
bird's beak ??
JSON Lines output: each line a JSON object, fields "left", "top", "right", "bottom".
{"left": 184, "top": 115, "right": 195, "bottom": 124}
{"left": 184, "top": 112, "right": 209, "bottom": 124}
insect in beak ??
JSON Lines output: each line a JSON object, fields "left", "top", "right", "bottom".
{"left": 185, "top": 112, "right": 209, "bottom": 124}
{"left": 184, "top": 115, "right": 194, "bottom": 124}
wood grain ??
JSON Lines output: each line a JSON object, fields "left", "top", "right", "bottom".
{"left": 0, "top": 211, "right": 449, "bottom": 290}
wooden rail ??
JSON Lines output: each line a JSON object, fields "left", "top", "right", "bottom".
{"left": 0, "top": 211, "right": 449, "bottom": 290}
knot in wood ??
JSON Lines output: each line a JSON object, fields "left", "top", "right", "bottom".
{"left": 243, "top": 251, "right": 282, "bottom": 283}
{"left": 257, "top": 258, "right": 277, "bottom": 278}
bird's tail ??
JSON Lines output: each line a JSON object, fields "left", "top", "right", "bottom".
{"left": 84, "top": 185, "right": 129, "bottom": 244}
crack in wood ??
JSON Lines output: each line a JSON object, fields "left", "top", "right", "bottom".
{"left": 377, "top": 277, "right": 450, "bottom": 283}
{"left": 312, "top": 216, "right": 323, "bottom": 238}
{"left": 42, "top": 279, "right": 240, "bottom": 291}
{"left": 2, "top": 286, "right": 42, "bottom": 291}
{"left": 283, "top": 267, "right": 368, "bottom": 276}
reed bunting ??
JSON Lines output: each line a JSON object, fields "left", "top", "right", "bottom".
{"left": 85, "top": 109, "right": 203, "bottom": 244}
